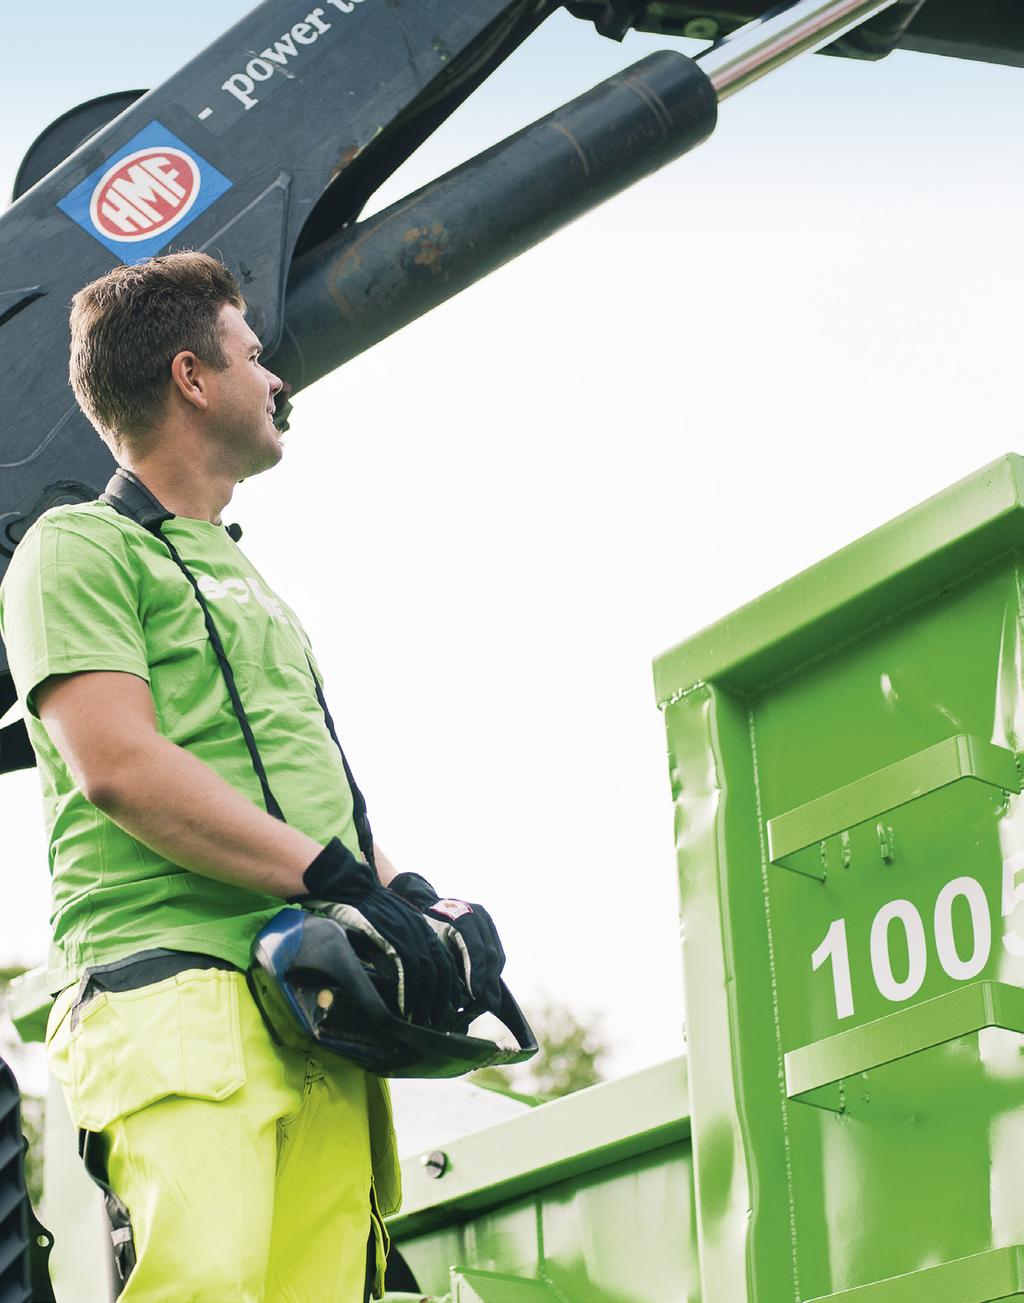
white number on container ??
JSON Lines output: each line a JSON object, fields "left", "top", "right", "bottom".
{"left": 1002, "top": 852, "right": 1024, "bottom": 958}
{"left": 812, "top": 873, "right": 999, "bottom": 1020}
{"left": 811, "top": 918, "right": 854, "bottom": 1020}
{"left": 870, "top": 899, "right": 927, "bottom": 1002}
{"left": 934, "top": 876, "right": 991, "bottom": 980}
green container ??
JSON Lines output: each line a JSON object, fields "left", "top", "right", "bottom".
{"left": 653, "top": 454, "right": 1024, "bottom": 1303}
{"left": 388, "top": 1058, "right": 697, "bottom": 1300}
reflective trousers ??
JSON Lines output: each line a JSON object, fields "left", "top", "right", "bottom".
{"left": 46, "top": 967, "right": 387, "bottom": 1302}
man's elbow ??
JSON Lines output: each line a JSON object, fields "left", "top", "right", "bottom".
{"left": 81, "top": 770, "right": 125, "bottom": 814}
{"left": 34, "top": 670, "right": 160, "bottom": 812}
{"left": 77, "top": 744, "right": 154, "bottom": 815}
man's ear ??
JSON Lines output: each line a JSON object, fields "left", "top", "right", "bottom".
{"left": 169, "top": 350, "right": 208, "bottom": 412}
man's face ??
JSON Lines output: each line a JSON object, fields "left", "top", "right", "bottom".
{"left": 204, "top": 303, "right": 284, "bottom": 479}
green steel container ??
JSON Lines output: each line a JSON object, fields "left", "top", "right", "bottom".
{"left": 388, "top": 455, "right": 1024, "bottom": 1301}
{"left": 387, "top": 1058, "right": 697, "bottom": 1300}
{"left": 652, "top": 453, "right": 1024, "bottom": 1303}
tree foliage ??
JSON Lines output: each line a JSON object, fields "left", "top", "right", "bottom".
{"left": 472, "top": 998, "right": 608, "bottom": 1102}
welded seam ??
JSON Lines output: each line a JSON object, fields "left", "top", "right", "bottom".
{"left": 661, "top": 679, "right": 709, "bottom": 711}
{"left": 534, "top": 1200, "right": 572, "bottom": 1301}
{"left": 747, "top": 705, "right": 801, "bottom": 1303}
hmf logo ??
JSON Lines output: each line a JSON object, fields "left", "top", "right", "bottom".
{"left": 90, "top": 148, "right": 200, "bottom": 242}
{"left": 58, "top": 122, "right": 232, "bottom": 263}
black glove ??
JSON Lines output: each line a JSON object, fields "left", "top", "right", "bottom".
{"left": 388, "top": 872, "right": 506, "bottom": 1016}
{"left": 292, "top": 838, "right": 457, "bottom": 1028}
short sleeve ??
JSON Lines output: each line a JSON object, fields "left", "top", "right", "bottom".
{"left": 0, "top": 511, "right": 149, "bottom": 718}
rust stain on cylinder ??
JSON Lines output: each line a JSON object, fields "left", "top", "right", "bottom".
{"left": 403, "top": 222, "right": 447, "bottom": 274}
{"left": 550, "top": 122, "right": 590, "bottom": 175}
{"left": 327, "top": 245, "right": 364, "bottom": 321}
{"left": 620, "top": 71, "right": 673, "bottom": 134}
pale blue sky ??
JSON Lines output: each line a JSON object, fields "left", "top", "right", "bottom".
{"left": 2, "top": 5, "right": 1023, "bottom": 1075}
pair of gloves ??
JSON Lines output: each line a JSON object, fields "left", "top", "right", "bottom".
{"left": 294, "top": 837, "right": 506, "bottom": 1027}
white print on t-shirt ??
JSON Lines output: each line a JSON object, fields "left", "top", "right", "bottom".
{"left": 197, "top": 573, "right": 290, "bottom": 623}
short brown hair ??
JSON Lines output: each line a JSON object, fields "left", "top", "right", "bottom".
{"left": 69, "top": 251, "right": 244, "bottom": 454}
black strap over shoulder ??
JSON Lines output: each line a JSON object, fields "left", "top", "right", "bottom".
{"left": 99, "top": 468, "right": 376, "bottom": 870}
{"left": 99, "top": 467, "right": 173, "bottom": 534}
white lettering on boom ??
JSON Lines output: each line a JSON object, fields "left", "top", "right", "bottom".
{"left": 262, "top": 33, "right": 298, "bottom": 65}
{"left": 219, "top": 3, "right": 369, "bottom": 112}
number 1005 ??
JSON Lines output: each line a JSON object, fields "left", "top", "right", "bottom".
{"left": 812, "top": 858, "right": 1024, "bottom": 1020}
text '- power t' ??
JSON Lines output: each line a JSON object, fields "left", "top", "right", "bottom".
{"left": 221, "top": 1, "right": 370, "bottom": 111}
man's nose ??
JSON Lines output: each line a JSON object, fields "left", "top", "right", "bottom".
{"left": 266, "top": 369, "right": 283, "bottom": 395}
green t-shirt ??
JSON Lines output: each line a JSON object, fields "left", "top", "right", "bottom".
{"left": 0, "top": 501, "right": 362, "bottom": 992}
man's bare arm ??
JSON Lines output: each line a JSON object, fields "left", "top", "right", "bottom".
{"left": 35, "top": 670, "right": 325, "bottom": 898}
{"left": 372, "top": 841, "right": 399, "bottom": 888}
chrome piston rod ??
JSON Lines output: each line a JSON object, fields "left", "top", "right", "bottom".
{"left": 273, "top": 0, "right": 904, "bottom": 391}
{"left": 698, "top": 0, "right": 902, "bottom": 99}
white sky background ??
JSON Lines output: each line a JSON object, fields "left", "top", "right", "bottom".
{"left": 1, "top": 4, "right": 1023, "bottom": 1077}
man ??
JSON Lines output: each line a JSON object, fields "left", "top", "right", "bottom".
{"left": 0, "top": 251, "right": 504, "bottom": 1301}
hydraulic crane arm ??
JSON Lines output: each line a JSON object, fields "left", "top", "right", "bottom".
{"left": 569, "top": 0, "right": 1024, "bottom": 65}
{"left": 0, "top": 1, "right": 554, "bottom": 595}
{"left": 0, "top": 0, "right": 1011, "bottom": 773}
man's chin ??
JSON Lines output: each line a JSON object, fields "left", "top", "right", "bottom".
{"left": 238, "top": 441, "right": 284, "bottom": 483}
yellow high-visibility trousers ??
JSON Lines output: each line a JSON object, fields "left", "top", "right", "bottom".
{"left": 47, "top": 967, "right": 389, "bottom": 1302}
